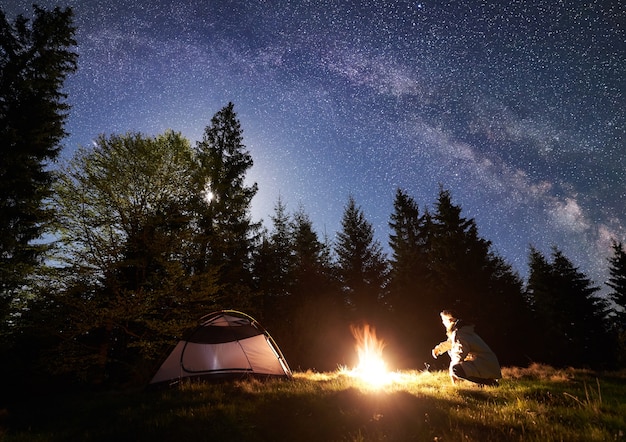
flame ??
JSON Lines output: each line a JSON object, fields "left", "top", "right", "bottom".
{"left": 344, "top": 324, "right": 389, "bottom": 387}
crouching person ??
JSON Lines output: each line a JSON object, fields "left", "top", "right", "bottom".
{"left": 431, "top": 310, "right": 501, "bottom": 386}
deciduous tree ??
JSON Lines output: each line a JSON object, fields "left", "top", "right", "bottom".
{"left": 51, "top": 131, "right": 218, "bottom": 384}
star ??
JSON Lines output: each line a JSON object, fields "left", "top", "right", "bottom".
{"left": 6, "top": 0, "right": 624, "bottom": 293}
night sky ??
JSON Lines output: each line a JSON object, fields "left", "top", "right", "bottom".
{"left": 6, "top": 0, "right": 625, "bottom": 293}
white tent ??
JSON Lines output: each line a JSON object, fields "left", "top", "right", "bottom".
{"left": 150, "top": 310, "right": 292, "bottom": 385}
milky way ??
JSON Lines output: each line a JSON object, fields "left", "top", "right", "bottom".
{"left": 6, "top": 0, "right": 625, "bottom": 293}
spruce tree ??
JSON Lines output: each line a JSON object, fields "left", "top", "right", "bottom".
{"left": 257, "top": 203, "right": 342, "bottom": 369}
{"left": 256, "top": 196, "right": 295, "bottom": 325}
{"left": 289, "top": 207, "right": 343, "bottom": 369}
{"left": 291, "top": 206, "right": 336, "bottom": 299}
{"left": 267, "top": 196, "right": 296, "bottom": 297}
{"left": 387, "top": 188, "right": 436, "bottom": 366}
{"left": 388, "top": 189, "right": 429, "bottom": 299}
{"left": 527, "top": 246, "right": 611, "bottom": 367}
{"left": 0, "top": 6, "right": 77, "bottom": 321}
{"left": 427, "top": 188, "right": 529, "bottom": 365}
{"left": 607, "top": 241, "right": 626, "bottom": 365}
{"left": 194, "top": 103, "right": 260, "bottom": 308}
{"left": 429, "top": 188, "right": 491, "bottom": 311}
{"left": 526, "top": 247, "right": 558, "bottom": 363}
{"left": 335, "top": 196, "right": 389, "bottom": 323}
{"left": 607, "top": 241, "right": 626, "bottom": 329}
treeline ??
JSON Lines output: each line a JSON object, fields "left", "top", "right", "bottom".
{"left": 1, "top": 6, "right": 626, "bottom": 394}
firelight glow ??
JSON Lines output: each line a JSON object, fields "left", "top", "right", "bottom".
{"left": 341, "top": 324, "right": 391, "bottom": 388}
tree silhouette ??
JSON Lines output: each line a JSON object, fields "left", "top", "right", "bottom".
{"left": 256, "top": 196, "right": 296, "bottom": 333}
{"left": 527, "top": 246, "right": 611, "bottom": 368}
{"left": 607, "top": 240, "right": 626, "bottom": 364}
{"left": 194, "top": 102, "right": 260, "bottom": 309}
{"left": 335, "top": 196, "right": 389, "bottom": 324}
{"left": 429, "top": 188, "right": 492, "bottom": 312}
{"left": 0, "top": 6, "right": 77, "bottom": 324}
{"left": 607, "top": 241, "right": 626, "bottom": 327}
{"left": 388, "top": 188, "right": 530, "bottom": 367}
{"left": 256, "top": 200, "right": 343, "bottom": 369}
{"left": 288, "top": 207, "right": 344, "bottom": 369}
{"left": 388, "top": 189, "right": 431, "bottom": 306}
{"left": 387, "top": 188, "right": 437, "bottom": 367}
{"left": 258, "top": 196, "right": 295, "bottom": 301}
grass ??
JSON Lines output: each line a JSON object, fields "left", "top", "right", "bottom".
{"left": 1, "top": 364, "right": 625, "bottom": 441}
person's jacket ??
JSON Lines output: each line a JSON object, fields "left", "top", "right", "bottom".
{"left": 434, "top": 321, "right": 502, "bottom": 379}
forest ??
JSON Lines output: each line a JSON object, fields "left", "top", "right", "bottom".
{"left": 1, "top": 6, "right": 625, "bottom": 396}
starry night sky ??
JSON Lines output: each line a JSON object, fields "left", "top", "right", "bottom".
{"left": 6, "top": 0, "right": 625, "bottom": 293}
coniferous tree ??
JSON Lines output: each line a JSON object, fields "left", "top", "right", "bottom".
{"left": 429, "top": 188, "right": 492, "bottom": 312}
{"left": 526, "top": 247, "right": 557, "bottom": 363}
{"left": 482, "top": 252, "right": 532, "bottom": 365}
{"left": 388, "top": 189, "right": 430, "bottom": 306}
{"left": 607, "top": 240, "right": 626, "bottom": 364}
{"left": 287, "top": 207, "right": 343, "bottom": 369}
{"left": 335, "top": 196, "right": 389, "bottom": 324}
{"left": 194, "top": 103, "right": 260, "bottom": 309}
{"left": 256, "top": 202, "right": 342, "bottom": 369}
{"left": 527, "top": 246, "right": 611, "bottom": 368}
{"left": 259, "top": 196, "right": 295, "bottom": 300}
{"left": 387, "top": 188, "right": 436, "bottom": 367}
{"left": 256, "top": 197, "right": 296, "bottom": 335}
{"left": 0, "top": 6, "right": 77, "bottom": 324}
{"left": 426, "top": 188, "right": 530, "bottom": 366}
{"left": 607, "top": 241, "right": 626, "bottom": 329}
{"left": 291, "top": 206, "right": 335, "bottom": 296}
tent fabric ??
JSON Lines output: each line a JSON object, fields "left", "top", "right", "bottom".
{"left": 188, "top": 315, "right": 261, "bottom": 344}
{"left": 150, "top": 310, "right": 292, "bottom": 384}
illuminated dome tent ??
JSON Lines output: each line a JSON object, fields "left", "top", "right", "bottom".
{"left": 150, "top": 310, "right": 292, "bottom": 385}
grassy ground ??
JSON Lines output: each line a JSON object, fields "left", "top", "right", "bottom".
{"left": 1, "top": 364, "right": 625, "bottom": 441}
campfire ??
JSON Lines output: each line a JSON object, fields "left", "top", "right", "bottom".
{"left": 294, "top": 322, "right": 432, "bottom": 389}
{"left": 341, "top": 324, "right": 390, "bottom": 387}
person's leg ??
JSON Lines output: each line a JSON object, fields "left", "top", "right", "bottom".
{"left": 449, "top": 363, "right": 461, "bottom": 384}
{"left": 452, "top": 364, "right": 499, "bottom": 386}
{"left": 465, "top": 374, "right": 499, "bottom": 386}
{"left": 451, "top": 364, "right": 467, "bottom": 383}
{"left": 474, "top": 377, "right": 499, "bottom": 386}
